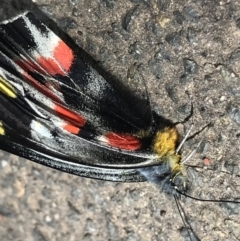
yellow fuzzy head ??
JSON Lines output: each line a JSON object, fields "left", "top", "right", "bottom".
{"left": 152, "top": 127, "right": 187, "bottom": 191}
{"left": 152, "top": 127, "right": 179, "bottom": 158}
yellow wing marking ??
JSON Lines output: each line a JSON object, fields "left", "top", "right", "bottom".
{"left": 0, "top": 122, "right": 5, "bottom": 136}
{"left": 0, "top": 76, "right": 17, "bottom": 98}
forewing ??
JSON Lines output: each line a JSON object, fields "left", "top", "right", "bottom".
{"left": 0, "top": 11, "right": 153, "bottom": 133}
{"left": 0, "top": 10, "right": 158, "bottom": 177}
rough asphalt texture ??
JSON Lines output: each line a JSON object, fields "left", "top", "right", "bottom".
{"left": 0, "top": 0, "right": 240, "bottom": 240}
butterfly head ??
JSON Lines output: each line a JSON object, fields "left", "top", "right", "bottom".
{"left": 152, "top": 127, "right": 188, "bottom": 195}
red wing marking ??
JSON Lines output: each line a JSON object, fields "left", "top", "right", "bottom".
{"left": 23, "top": 73, "right": 86, "bottom": 129}
{"left": 22, "top": 72, "right": 63, "bottom": 103}
{"left": 104, "top": 132, "right": 141, "bottom": 151}
{"left": 23, "top": 72, "right": 86, "bottom": 129}
{"left": 54, "top": 104, "right": 86, "bottom": 127}
{"left": 36, "top": 40, "right": 74, "bottom": 76}
{"left": 15, "top": 40, "right": 73, "bottom": 76}
{"left": 62, "top": 123, "right": 80, "bottom": 134}
{"left": 16, "top": 59, "right": 44, "bottom": 74}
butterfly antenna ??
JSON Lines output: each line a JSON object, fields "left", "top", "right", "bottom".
{"left": 181, "top": 139, "right": 203, "bottom": 164}
{"left": 186, "top": 123, "right": 212, "bottom": 142}
{"left": 177, "top": 122, "right": 212, "bottom": 164}
{"left": 174, "top": 195, "right": 200, "bottom": 241}
{"left": 177, "top": 190, "right": 240, "bottom": 204}
{"left": 176, "top": 125, "right": 194, "bottom": 154}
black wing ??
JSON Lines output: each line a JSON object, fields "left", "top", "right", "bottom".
{"left": 0, "top": 9, "right": 162, "bottom": 181}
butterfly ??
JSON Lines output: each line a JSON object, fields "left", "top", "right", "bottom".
{"left": 0, "top": 8, "right": 239, "bottom": 241}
